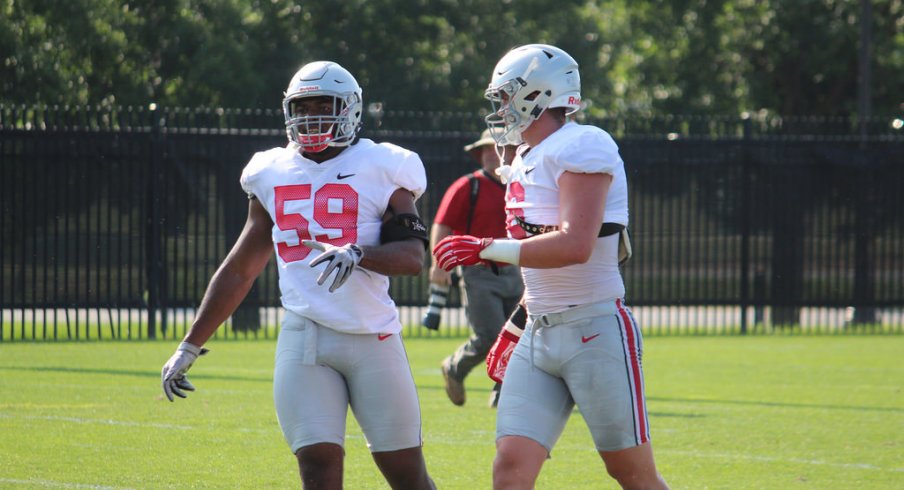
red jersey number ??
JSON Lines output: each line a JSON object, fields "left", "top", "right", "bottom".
{"left": 274, "top": 184, "right": 359, "bottom": 262}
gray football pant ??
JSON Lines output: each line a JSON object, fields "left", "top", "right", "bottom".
{"left": 447, "top": 264, "right": 524, "bottom": 381}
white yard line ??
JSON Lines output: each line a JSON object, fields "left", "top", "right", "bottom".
{"left": 663, "top": 448, "right": 904, "bottom": 473}
{"left": 0, "top": 413, "right": 192, "bottom": 430}
{"left": 0, "top": 478, "right": 134, "bottom": 489}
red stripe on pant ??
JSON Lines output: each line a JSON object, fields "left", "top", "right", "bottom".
{"left": 616, "top": 298, "right": 649, "bottom": 444}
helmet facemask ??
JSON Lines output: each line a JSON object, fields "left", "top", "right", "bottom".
{"left": 284, "top": 94, "right": 360, "bottom": 153}
{"left": 485, "top": 80, "right": 551, "bottom": 146}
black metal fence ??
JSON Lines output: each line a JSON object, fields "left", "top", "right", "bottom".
{"left": 2, "top": 105, "right": 903, "bottom": 341}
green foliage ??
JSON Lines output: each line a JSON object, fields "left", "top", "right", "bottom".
{"left": 1, "top": 0, "right": 902, "bottom": 116}
{"left": 0, "top": 336, "right": 902, "bottom": 488}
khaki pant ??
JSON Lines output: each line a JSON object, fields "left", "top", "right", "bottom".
{"left": 446, "top": 264, "right": 524, "bottom": 381}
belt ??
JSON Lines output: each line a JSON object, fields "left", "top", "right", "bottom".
{"left": 531, "top": 300, "right": 620, "bottom": 327}
{"left": 514, "top": 216, "right": 625, "bottom": 237}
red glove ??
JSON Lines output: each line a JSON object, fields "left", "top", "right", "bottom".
{"left": 432, "top": 235, "right": 494, "bottom": 271}
{"left": 486, "top": 325, "right": 521, "bottom": 383}
{"left": 486, "top": 303, "right": 527, "bottom": 383}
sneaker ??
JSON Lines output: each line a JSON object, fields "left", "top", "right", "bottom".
{"left": 441, "top": 356, "right": 466, "bottom": 406}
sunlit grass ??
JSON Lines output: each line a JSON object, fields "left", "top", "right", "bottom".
{"left": 0, "top": 336, "right": 902, "bottom": 489}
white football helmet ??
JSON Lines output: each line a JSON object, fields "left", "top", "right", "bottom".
{"left": 283, "top": 61, "right": 363, "bottom": 153}
{"left": 484, "top": 44, "right": 581, "bottom": 145}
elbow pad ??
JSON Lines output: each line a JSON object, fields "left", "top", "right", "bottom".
{"left": 380, "top": 213, "right": 429, "bottom": 250}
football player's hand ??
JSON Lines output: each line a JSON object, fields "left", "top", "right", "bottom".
{"left": 303, "top": 240, "right": 364, "bottom": 293}
{"left": 486, "top": 323, "right": 522, "bottom": 383}
{"left": 487, "top": 303, "right": 527, "bottom": 383}
{"left": 432, "top": 235, "right": 494, "bottom": 271}
{"left": 161, "top": 342, "right": 209, "bottom": 402}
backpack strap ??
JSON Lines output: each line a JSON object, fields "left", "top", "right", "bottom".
{"left": 466, "top": 172, "right": 480, "bottom": 234}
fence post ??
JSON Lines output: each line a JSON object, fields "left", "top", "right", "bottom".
{"left": 850, "top": 0, "right": 876, "bottom": 327}
{"left": 739, "top": 115, "right": 752, "bottom": 334}
{"left": 145, "top": 106, "right": 163, "bottom": 339}
{"left": 851, "top": 143, "right": 877, "bottom": 325}
{"left": 753, "top": 266, "right": 766, "bottom": 327}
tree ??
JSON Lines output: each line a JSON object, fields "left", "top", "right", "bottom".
{"left": 2, "top": 0, "right": 901, "bottom": 115}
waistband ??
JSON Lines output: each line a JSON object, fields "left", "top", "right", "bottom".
{"left": 530, "top": 299, "right": 621, "bottom": 327}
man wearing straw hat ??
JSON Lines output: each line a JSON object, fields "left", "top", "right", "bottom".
{"left": 427, "top": 128, "right": 524, "bottom": 407}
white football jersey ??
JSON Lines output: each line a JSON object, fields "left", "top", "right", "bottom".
{"left": 240, "top": 139, "right": 427, "bottom": 334}
{"left": 505, "top": 122, "right": 628, "bottom": 314}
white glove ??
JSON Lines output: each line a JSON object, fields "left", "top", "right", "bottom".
{"left": 161, "top": 342, "right": 209, "bottom": 402}
{"left": 303, "top": 240, "right": 364, "bottom": 293}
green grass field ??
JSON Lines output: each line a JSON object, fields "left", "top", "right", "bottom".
{"left": 1, "top": 335, "right": 902, "bottom": 489}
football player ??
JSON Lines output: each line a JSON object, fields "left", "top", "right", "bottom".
{"left": 433, "top": 44, "right": 669, "bottom": 489}
{"left": 162, "top": 61, "right": 435, "bottom": 490}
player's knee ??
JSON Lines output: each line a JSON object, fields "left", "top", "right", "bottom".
{"left": 374, "top": 448, "right": 432, "bottom": 490}
{"left": 606, "top": 467, "right": 634, "bottom": 488}
{"left": 493, "top": 436, "right": 547, "bottom": 488}
{"left": 296, "top": 443, "right": 343, "bottom": 484}
{"left": 606, "top": 465, "right": 663, "bottom": 490}
{"left": 384, "top": 471, "right": 431, "bottom": 490}
{"left": 492, "top": 451, "right": 527, "bottom": 488}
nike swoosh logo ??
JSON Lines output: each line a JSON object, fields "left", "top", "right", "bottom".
{"left": 377, "top": 333, "right": 392, "bottom": 341}
{"left": 581, "top": 333, "right": 600, "bottom": 343}
{"left": 337, "top": 173, "right": 355, "bottom": 180}
{"left": 525, "top": 167, "right": 536, "bottom": 174}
